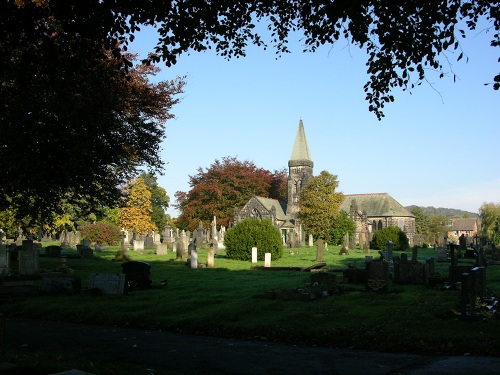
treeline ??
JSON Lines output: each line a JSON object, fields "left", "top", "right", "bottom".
{"left": 405, "top": 206, "right": 479, "bottom": 218}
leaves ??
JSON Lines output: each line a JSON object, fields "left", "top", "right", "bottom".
{"left": 119, "top": 177, "right": 156, "bottom": 234}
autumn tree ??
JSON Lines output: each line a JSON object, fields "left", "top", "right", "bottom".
{"left": 140, "top": 172, "right": 171, "bottom": 232}
{"left": 1, "top": 1, "right": 185, "bottom": 225}
{"left": 298, "top": 171, "right": 344, "bottom": 241}
{"left": 175, "top": 156, "right": 287, "bottom": 231}
{"left": 479, "top": 202, "right": 500, "bottom": 245}
{"left": 119, "top": 178, "right": 156, "bottom": 234}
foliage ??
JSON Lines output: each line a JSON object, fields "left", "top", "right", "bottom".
{"left": 298, "top": 171, "right": 344, "bottom": 241}
{"left": 428, "top": 214, "right": 448, "bottom": 244}
{"left": 119, "top": 178, "right": 156, "bottom": 235}
{"left": 79, "top": 222, "right": 121, "bottom": 246}
{"left": 480, "top": 202, "right": 500, "bottom": 245}
{"left": 329, "top": 211, "right": 357, "bottom": 246}
{"left": 5, "top": 1, "right": 496, "bottom": 121}
{"left": 224, "top": 218, "right": 283, "bottom": 261}
{"left": 372, "top": 226, "right": 409, "bottom": 251}
{"left": 1, "top": 1, "right": 185, "bottom": 225}
{"left": 410, "top": 206, "right": 430, "bottom": 236}
{"left": 140, "top": 172, "right": 170, "bottom": 232}
{"left": 100, "top": 207, "right": 121, "bottom": 227}
{"left": 406, "top": 205, "right": 479, "bottom": 218}
{"left": 175, "top": 156, "right": 287, "bottom": 231}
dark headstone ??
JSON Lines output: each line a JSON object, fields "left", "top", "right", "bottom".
{"left": 40, "top": 274, "right": 81, "bottom": 294}
{"left": 121, "top": 261, "right": 152, "bottom": 290}
{"left": 45, "top": 245, "right": 61, "bottom": 258}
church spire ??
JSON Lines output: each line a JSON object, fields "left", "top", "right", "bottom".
{"left": 289, "top": 119, "right": 313, "bottom": 168}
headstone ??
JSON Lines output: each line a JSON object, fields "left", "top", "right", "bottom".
{"left": 94, "top": 243, "right": 102, "bottom": 253}
{"left": 207, "top": 247, "right": 215, "bottom": 268}
{"left": 366, "top": 261, "right": 389, "bottom": 292}
{"left": 459, "top": 234, "right": 467, "bottom": 251}
{"left": 121, "top": 261, "right": 152, "bottom": 290}
{"left": 133, "top": 240, "right": 145, "bottom": 251}
{"left": 316, "top": 239, "right": 324, "bottom": 262}
{"left": 252, "top": 247, "right": 258, "bottom": 263}
{"left": 264, "top": 253, "right": 271, "bottom": 267}
{"left": 190, "top": 248, "right": 198, "bottom": 269}
{"left": 386, "top": 241, "right": 394, "bottom": 270}
{"left": 156, "top": 243, "right": 168, "bottom": 255}
{"left": 76, "top": 245, "right": 94, "bottom": 259}
{"left": 211, "top": 238, "right": 219, "bottom": 256}
{"left": 41, "top": 274, "right": 82, "bottom": 294}
{"left": 82, "top": 238, "right": 91, "bottom": 248}
{"left": 88, "top": 273, "right": 126, "bottom": 295}
{"left": 18, "top": 240, "right": 39, "bottom": 275}
{"left": 308, "top": 234, "right": 313, "bottom": 247}
{"left": 45, "top": 245, "right": 61, "bottom": 258}
{"left": 144, "top": 236, "right": 154, "bottom": 249}
{"left": 0, "top": 244, "right": 9, "bottom": 275}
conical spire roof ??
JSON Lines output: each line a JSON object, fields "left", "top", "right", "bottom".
{"left": 289, "top": 119, "right": 312, "bottom": 163}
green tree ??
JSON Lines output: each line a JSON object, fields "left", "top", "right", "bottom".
{"left": 175, "top": 156, "right": 287, "bottom": 231}
{"left": 329, "top": 211, "right": 357, "bottom": 246}
{"left": 298, "top": 171, "right": 344, "bottom": 241}
{"left": 119, "top": 178, "right": 156, "bottom": 235}
{"left": 225, "top": 218, "right": 283, "bottom": 261}
{"left": 428, "top": 214, "right": 448, "bottom": 245}
{"left": 479, "top": 203, "right": 500, "bottom": 245}
{"left": 1, "top": 1, "right": 185, "bottom": 224}
{"left": 410, "top": 206, "right": 430, "bottom": 238}
{"left": 140, "top": 172, "right": 171, "bottom": 232}
{"left": 372, "top": 226, "right": 409, "bottom": 251}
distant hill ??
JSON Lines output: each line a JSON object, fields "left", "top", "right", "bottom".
{"left": 405, "top": 205, "right": 479, "bottom": 218}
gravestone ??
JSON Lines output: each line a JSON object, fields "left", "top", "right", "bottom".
{"left": 190, "top": 248, "right": 198, "bottom": 269}
{"left": 41, "top": 274, "right": 81, "bottom": 294}
{"left": 207, "top": 247, "right": 215, "bottom": 268}
{"left": 88, "top": 273, "right": 126, "bottom": 295}
{"left": 45, "top": 245, "right": 61, "bottom": 258}
{"left": 0, "top": 245, "right": 9, "bottom": 275}
{"left": 316, "top": 239, "right": 324, "bottom": 262}
{"left": 156, "top": 243, "right": 168, "bottom": 255}
{"left": 308, "top": 234, "right": 313, "bottom": 247}
{"left": 144, "top": 236, "right": 154, "bottom": 249}
{"left": 366, "top": 261, "right": 389, "bottom": 292}
{"left": 211, "top": 238, "right": 219, "bottom": 256}
{"left": 76, "top": 244, "right": 93, "bottom": 259}
{"left": 18, "top": 240, "right": 39, "bottom": 275}
{"left": 252, "top": 247, "right": 258, "bottom": 263}
{"left": 121, "top": 261, "right": 152, "bottom": 290}
{"left": 264, "top": 253, "right": 271, "bottom": 267}
{"left": 133, "top": 240, "right": 145, "bottom": 251}
{"left": 459, "top": 234, "right": 467, "bottom": 251}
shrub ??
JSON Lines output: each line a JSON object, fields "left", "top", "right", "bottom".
{"left": 79, "top": 221, "right": 121, "bottom": 246}
{"left": 371, "top": 226, "right": 409, "bottom": 250}
{"left": 224, "top": 218, "right": 283, "bottom": 261}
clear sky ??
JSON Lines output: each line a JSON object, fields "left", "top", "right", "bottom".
{"left": 131, "top": 23, "right": 499, "bottom": 218}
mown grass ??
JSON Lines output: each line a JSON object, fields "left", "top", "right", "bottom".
{"left": 1, "top": 242, "right": 499, "bottom": 373}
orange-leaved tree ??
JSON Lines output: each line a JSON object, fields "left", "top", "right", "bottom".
{"left": 119, "top": 177, "right": 156, "bottom": 234}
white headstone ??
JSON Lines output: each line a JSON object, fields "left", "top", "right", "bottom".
{"left": 133, "top": 240, "right": 145, "bottom": 250}
{"left": 264, "top": 253, "right": 271, "bottom": 267}
{"left": 191, "top": 248, "right": 198, "bottom": 269}
{"left": 252, "top": 247, "right": 258, "bottom": 263}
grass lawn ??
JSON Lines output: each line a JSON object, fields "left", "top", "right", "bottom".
{"left": 1, "top": 242, "right": 499, "bottom": 371}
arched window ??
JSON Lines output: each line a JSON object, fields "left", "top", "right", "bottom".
{"left": 378, "top": 220, "right": 383, "bottom": 231}
{"left": 372, "top": 220, "right": 377, "bottom": 232}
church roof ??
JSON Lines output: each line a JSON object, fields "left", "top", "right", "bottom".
{"left": 254, "top": 196, "right": 287, "bottom": 221}
{"left": 340, "top": 193, "right": 414, "bottom": 218}
{"left": 289, "top": 119, "right": 312, "bottom": 164}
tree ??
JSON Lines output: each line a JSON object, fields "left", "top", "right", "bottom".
{"left": 224, "top": 218, "right": 283, "bottom": 261}
{"left": 428, "top": 214, "right": 448, "bottom": 245}
{"left": 329, "top": 211, "right": 357, "bottom": 246}
{"left": 119, "top": 177, "right": 156, "bottom": 235}
{"left": 298, "top": 171, "right": 344, "bottom": 241}
{"left": 372, "top": 226, "right": 409, "bottom": 251}
{"left": 175, "top": 156, "right": 286, "bottom": 231}
{"left": 1, "top": 1, "right": 185, "bottom": 225}
{"left": 479, "top": 202, "right": 500, "bottom": 245}
{"left": 5, "top": 1, "right": 497, "bottom": 121}
{"left": 409, "top": 206, "right": 430, "bottom": 239}
{"left": 140, "top": 172, "right": 171, "bottom": 232}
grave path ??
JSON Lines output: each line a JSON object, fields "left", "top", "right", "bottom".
{"left": 3, "top": 318, "right": 500, "bottom": 374}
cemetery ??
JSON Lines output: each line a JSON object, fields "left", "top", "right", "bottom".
{"left": 0, "top": 223, "right": 499, "bottom": 371}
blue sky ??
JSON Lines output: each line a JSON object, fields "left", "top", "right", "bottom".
{"left": 131, "top": 23, "right": 499, "bottom": 217}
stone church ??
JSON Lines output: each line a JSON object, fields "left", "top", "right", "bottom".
{"left": 234, "top": 120, "right": 415, "bottom": 246}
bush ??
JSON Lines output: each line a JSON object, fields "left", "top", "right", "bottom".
{"left": 79, "top": 222, "right": 121, "bottom": 246}
{"left": 371, "top": 226, "right": 409, "bottom": 250}
{"left": 225, "top": 218, "right": 283, "bottom": 261}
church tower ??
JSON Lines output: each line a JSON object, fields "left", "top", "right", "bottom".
{"left": 287, "top": 119, "right": 314, "bottom": 220}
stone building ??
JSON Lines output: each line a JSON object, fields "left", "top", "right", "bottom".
{"left": 235, "top": 119, "right": 415, "bottom": 246}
